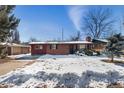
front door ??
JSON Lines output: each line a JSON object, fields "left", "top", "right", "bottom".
{"left": 69, "top": 45, "right": 78, "bottom": 54}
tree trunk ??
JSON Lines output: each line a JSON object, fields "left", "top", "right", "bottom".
{"left": 111, "top": 53, "right": 114, "bottom": 62}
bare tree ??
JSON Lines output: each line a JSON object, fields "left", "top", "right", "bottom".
{"left": 70, "top": 31, "right": 82, "bottom": 41}
{"left": 82, "top": 7, "right": 115, "bottom": 39}
{"left": 29, "top": 37, "right": 39, "bottom": 42}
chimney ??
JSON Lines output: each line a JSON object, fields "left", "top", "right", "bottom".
{"left": 86, "top": 36, "right": 91, "bottom": 42}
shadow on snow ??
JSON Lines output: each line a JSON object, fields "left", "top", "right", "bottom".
{"left": 1, "top": 70, "right": 124, "bottom": 88}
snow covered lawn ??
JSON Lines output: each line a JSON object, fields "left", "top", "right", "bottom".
{"left": 0, "top": 54, "right": 124, "bottom": 88}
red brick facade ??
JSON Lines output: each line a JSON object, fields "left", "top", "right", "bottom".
{"left": 46, "top": 44, "right": 70, "bottom": 55}
{"left": 31, "top": 44, "right": 47, "bottom": 55}
{"left": 30, "top": 43, "right": 93, "bottom": 55}
{"left": 31, "top": 44, "right": 71, "bottom": 55}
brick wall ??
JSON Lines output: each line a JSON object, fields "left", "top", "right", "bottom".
{"left": 46, "top": 44, "right": 70, "bottom": 55}
{"left": 31, "top": 44, "right": 47, "bottom": 55}
{"left": 92, "top": 43, "right": 106, "bottom": 52}
{"left": 31, "top": 44, "right": 70, "bottom": 55}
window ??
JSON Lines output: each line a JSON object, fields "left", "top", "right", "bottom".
{"left": 50, "top": 44, "right": 57, "bottom": 50}
{"left": 35, "top": 45, "right": 43, "bottom": 50}
{"left": 85, "top": 44, "right": 91, "bottom": 49}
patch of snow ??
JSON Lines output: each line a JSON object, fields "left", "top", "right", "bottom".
{"left": 29, "top": 41, "right": 92, "bottom": 45}
{"left": 8, "top": 54, "right": 41, "bottom": 61}
{"left": 8, "top": 54, "right": 31, "bottom": 59}
{"left": 1, "top": 55, "right": 124, "bottom": 88}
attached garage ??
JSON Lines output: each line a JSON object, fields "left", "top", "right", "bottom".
{"left": 0, "top": 43, "right": 30, "bottom": 55}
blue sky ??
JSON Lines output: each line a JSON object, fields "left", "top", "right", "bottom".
{"left": 14, "top": 5, "right": 124, "bottom": 42}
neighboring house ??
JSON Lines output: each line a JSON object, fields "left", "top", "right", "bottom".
{"left": 92, "top": 39, "right": 108, "bottom": 52}
{"left": 0, "top": 43, "right": 30, "bottom": 55}
{"left": 29, "top": 41, "right": 93, "bottom": 55}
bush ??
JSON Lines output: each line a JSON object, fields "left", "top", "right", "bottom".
{"left": 83, "top": 49, "right": 93, "bottom": 56}
{"left": 76, "top": 49, "right": 102, "bottom": 56}
{"left": 93, "top": 50, "right": 101, "bottom": 56}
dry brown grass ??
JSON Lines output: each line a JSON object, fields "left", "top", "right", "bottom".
{"left": 107, "top": 83, "right": 124, "bottom": 88}
{"left": 0, "top": 59, "right": 35, "bottom": 76}
{"left": 0, "top": 57, "right": 13, "bottom": 64}
{"left": 0, "top": 83, "right": 14, "bottom": 88}
{"left": 101, "top": 59, "right": 124, "bottom": 64}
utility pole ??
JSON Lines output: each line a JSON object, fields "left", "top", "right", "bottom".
{"left": 62, "top": 27, "right": 64, "bottom": 41}
{"left": 120, "top": 17, "right": 123, "bottom": 34}
{"left": 58, "top": 25, "right": 64, "bottom": 41}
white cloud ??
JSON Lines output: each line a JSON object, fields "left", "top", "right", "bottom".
{"left": 68, "top": 5, "right": 87, "bottom": 31}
